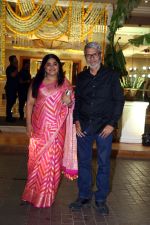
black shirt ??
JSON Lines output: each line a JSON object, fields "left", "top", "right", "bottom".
{"left": 18, "top": 69, "right": 31, "bottom": 93}
{"left": 73, "top": 64, "right": 125, "bottom": 134}
{"left": 5, "top": 65, "right": 18, "bottom": 92}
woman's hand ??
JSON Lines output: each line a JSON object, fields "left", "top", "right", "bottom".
{"left": 26, "top": 124, "right": 33, "bottom": 138}
{"left": 26, "top": 84, "right": 35, "bottom": 138}
{"left": 62, "top": 90, "right": 72, "bottom": 106}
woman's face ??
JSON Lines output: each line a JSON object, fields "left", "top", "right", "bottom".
{"left": 44, "top": 58, "right": 59, "bottom": 77}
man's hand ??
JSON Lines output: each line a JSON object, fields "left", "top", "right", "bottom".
{"left": 75, "top": 121, "right": 85, "bottom": 137}
{"left": 99, "top": 125, "right": 114, "bottom": 138}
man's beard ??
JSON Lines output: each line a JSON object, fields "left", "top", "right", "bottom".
{"left": 88, "top": 61, "right": 101, "bottom": 69}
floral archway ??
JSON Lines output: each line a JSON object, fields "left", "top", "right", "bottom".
{"left": 0, "top": 0, "right": 113, "bottom": 75}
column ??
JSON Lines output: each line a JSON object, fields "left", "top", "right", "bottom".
{"left": 120, "top": 101, "right": 149, "bottom": 143}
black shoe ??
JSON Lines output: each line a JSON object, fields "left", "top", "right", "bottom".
{"left": 20, "top": 200, "right": 30, "bottom": 206}
{"left": 19, "top": 117, "right": 24, "bottom": 121}
{"left": 5, "top": 117, "right": 16, "bottom": 122}
{"left": 69, "top": 198, "right": 91, "bottom": 210}
{"left": 95, "top": 201, "right": 109, "bottom": 215}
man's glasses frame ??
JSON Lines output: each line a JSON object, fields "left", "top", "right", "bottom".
{"left": 85, "top": 52, "right": 100, "bottom": 60}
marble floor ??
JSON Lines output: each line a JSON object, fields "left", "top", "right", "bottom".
{"left": 0, "top": 115, "right": 150, "bottom": 225}
{"left": 0, "top": 150, "right": 150, "bottom": 225}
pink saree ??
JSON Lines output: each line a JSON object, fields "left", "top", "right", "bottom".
{"left": 22, "top": 79, "right": 77, "bottom": 208}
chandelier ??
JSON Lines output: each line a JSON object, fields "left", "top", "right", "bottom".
{"left": 0, "top": 0, "right": 113, "bottom": 75}
{"left": 6, "top": 0, "right": 112, "bottom": 43}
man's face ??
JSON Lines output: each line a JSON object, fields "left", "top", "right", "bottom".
{"left": 85, "top": 48, "right": 101, "bottom": 69}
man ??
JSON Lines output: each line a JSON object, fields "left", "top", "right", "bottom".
{"left": 69, "top": 42, "right": 125, "bottom": 215}
{"left": 5, "top": 55, "right": 18, "bottom": 122}
{"left": 18, "top": 60, "right": 31, "bottom": 120}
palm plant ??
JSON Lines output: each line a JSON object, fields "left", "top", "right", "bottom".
{"left": 120, "top": 75, "right": 145, "bottom": 89}
{"left": 104, "top": 0, "right": 141, "bottom": 77}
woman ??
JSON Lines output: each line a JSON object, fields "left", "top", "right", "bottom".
{"left": 21, "top": 54, "right": 77, "bottom": 208}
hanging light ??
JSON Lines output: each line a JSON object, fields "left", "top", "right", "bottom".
{"left": 142, "top": 66, "right": 147, "bottom": 70}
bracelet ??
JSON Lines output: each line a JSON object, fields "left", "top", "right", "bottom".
{"left": 62, "top": 101, "right": 68, "bottom": 106}
{"left": 62, "top": 101, "right": 72, "bottom": 107}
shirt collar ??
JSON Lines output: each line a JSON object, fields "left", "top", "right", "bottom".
{"left": 87, "top": 63, "right": 104, "bottom": 77}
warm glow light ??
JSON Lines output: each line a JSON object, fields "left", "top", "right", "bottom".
{"left": 142, "top": 74, "right": 146, "bottom": 78}
{"left": 143, "top": 66, "right": 147, "bottom": 70}
{"left": 129, "top": 67, "right": 133, "bottom": 71}
{"left": 133, "top": 74, "right": 137, "bottom": 77}
{"left": 133, "top": 67, "right": 137, "bottom": 71}
{"left": 148, "top": 74, "right": 150, "bottom": 78}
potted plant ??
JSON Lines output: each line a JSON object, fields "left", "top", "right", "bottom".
{"left": 120, "top": 75, "right": 145, "bottom": 100}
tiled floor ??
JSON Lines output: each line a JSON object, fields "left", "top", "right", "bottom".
{"left": 0, "top": 116, "right": 150, "bottom": 225}
{"left": 0, "top": 144, "right": 150, "bottom": 224}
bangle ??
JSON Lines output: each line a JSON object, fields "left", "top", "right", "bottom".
{"left": 62, "top": 101, "right": 67, "bottom": 106}
{"left": 62, "top": 100, "right": 72, "bottom": 107}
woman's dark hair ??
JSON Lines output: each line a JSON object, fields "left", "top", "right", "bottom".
{"left": 32, "top": 54, "right": 65, "bottom": 98}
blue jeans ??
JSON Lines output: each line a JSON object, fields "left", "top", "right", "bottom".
{"left": 77, "top": 129, "right": 112, "bottom": 202}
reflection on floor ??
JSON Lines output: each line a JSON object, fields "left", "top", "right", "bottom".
{"left": 0, "top": 152, "right": 150, "bottom": 225}
{"left": 0, "top": 115, "right": 150, "bottom": 224}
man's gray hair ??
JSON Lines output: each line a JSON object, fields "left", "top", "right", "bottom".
{"left": 84, "top": 42, "right": 101, "bottom": 54}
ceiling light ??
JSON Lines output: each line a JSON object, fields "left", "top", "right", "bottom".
{"left": 143, "top": 66, "right": 147, "bottom": 70}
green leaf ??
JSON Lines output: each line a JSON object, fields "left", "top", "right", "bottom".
{"left": 104, "top": 0, "right": 141, "bottom": 77}
{"left": 128, "top": 33, "right": 150, "bottom": 46}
